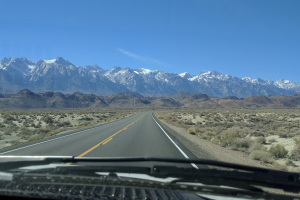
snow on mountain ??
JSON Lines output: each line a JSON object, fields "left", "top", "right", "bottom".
{"left": 43, "top": 57, "right": 75, "bottom": 66}
{"left": 0, "top": 57, "right": 36, "bottom": 75}
{"left": 102, "top": 67, "right": 192, "bottom": 96}
{"left": 0, "top": 57, "right": 299, "bottom": 97}
{"left": 241, "top": 77, "right": 256, "bottom": 84}
{"left": 241, "top": 77, "right": 300, "bottom": 91}
{"left": 43, "top": 58, "right": 57, "bottom": 64}
{"left": 104, "top": 67, "right": 137, "bottom": 85}
{"left": 82, "top": 65, "right": 103, "bottom": 73}
{"left": 31, "top": 59, "right": 77, "bottom": 78}
{"left": 0, "top": 57, "right": 127, "bottom": 95}
{"left": 241, "top": 77, "right": 272, "bottom": 85}
{"left": 179, "top": 72, "right": 192, "bottom": 79}
{"left": 274, "top": 79, "right": 300, "bottom": 90}
{"left": 189, "top": 71, "right": 230, "bottom": 82}
{"left": 138, "top": 68, "right": 155, "bottom": 75}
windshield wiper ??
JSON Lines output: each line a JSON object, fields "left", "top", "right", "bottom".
{"left": 68, "top": 156, "right": 300, "bottom": 193}
{"left": 0, "top": 156, "right": 299, "bottom": 194}
{"left": 78, "top": 157, "right": 298, "bottom": 194}
{"left": 152, "top": 165, "right": 300, "bottom": 194}
{"left": 0, "top": 156, "right": 73, "bottom": 171}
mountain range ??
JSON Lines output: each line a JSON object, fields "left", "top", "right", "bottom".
{"left": 1, "top": 57, "right": 299, "bottom": 98}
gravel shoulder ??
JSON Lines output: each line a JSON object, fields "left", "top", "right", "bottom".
{"left": 157, "top": 118, "right": 272, "bottom": 169}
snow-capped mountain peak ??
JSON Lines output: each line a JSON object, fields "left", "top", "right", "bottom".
{"left": 0, "top": 57, "right": 36, "bottom": 75}
{"left": 137, "top": 68, "right": 156, "bottom": 75}
{"left": 189, "top": 70, "right": 230, "bottom": 82}
{"left": 275, "top": 79, "right": 300, "bottom": 90}
{"left": 241, "top": 77, "right": 254, "bottom": 83}
{"left": 0, "top": 57, "right": 35, "bottom": 66}
{"left": 43, "top": 58, "right": 57, "bottom": 64}
{"left": 179, "top": 72, "right": 192, "bottom": 79}
{"left": 82, "top": 65, "right": 103, "bottom": 72}
{"left": 43, "top": 57, "right": 74, "bottom": 66}
{"left": 241, "top": 77, "right": 271, "bottom": 85}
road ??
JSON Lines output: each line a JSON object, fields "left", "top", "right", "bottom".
{"left": 0, "top": 112, "right": 198, "bottom": 167}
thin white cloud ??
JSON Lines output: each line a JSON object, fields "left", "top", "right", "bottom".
{"left": 117, "top": 48, "right": 169, "bottom": 67}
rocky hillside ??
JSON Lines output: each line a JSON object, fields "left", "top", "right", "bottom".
{"left": 1, "top": 89, "right": 300, "bottom": 109}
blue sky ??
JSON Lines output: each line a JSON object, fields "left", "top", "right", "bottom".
{"left": 1, "top": 0, "right": 300, "bottom": 82}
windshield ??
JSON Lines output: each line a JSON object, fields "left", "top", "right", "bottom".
{"left": 0, "top": 0, "right": 300, "bottom": 199}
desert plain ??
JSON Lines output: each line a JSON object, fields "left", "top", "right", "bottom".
{"left": 0, "top": 108, "right": 299, "bottom": 172}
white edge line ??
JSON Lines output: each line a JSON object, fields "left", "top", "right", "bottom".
{"left": 152, "top": 115, "right": 199, "bottom": 169}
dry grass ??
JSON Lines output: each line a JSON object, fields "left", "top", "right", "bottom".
{"left": 0, "top": 109, "right": 136, "bottom": 150}
{"left": 156, "top": 109, "right": 300, "bottom": 172}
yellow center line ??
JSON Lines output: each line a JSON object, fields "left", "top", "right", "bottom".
{"left": 102, "top": 137, "right": 113, "bottom": 145}
{"left": 65, "top": 116, "right": 143, "bottom": 165}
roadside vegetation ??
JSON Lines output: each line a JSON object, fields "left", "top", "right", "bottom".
{"left": 0, "top": 109, "right": 136, "bottom": 150}
{"left": 156, "top": 109, "right": 300, "bottom": 172}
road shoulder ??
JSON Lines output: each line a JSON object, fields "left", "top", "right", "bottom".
{"left": 156, "top": 117, "right": 272, "bottom": 169}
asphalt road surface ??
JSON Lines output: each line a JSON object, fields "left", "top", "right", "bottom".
{"left": 0, "top": 112, "right": 199, "bottom": 168}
